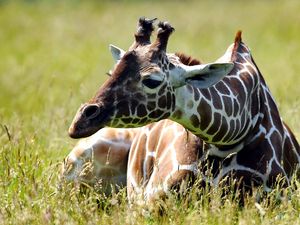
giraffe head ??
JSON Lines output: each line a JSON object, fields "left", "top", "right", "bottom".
{"left": 69, "top": 18, "right": 233, "bottom": 138}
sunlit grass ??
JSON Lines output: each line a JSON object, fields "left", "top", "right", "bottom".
{"left": 0, "top": 1, "right": 300, "bottom": 224}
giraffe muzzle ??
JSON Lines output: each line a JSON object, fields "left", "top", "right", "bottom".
{"left": 68, "top": 103, "right": 111, "bottom": 139}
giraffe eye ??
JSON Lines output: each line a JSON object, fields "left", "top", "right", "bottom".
{"left": 142, "top": 78, "right": 162, "bottom": 89}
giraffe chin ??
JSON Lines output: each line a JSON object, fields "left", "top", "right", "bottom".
{"left": 68, "top": 124, "right": 105, "bottom": 139}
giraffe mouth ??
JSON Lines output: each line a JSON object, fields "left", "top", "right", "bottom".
{"left": 69, "top": 124, "right": 105, "bottom": 139}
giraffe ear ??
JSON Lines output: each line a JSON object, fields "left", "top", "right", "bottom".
{"left": 109, "top": 44, "right": 126, "bottom": 63}
{"left": 182, "top": 62, "right": 234, "bottom": 88}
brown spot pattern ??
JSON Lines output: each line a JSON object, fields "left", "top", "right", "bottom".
{"left": 197, "top": 99, "right": 212, "bottom": 130}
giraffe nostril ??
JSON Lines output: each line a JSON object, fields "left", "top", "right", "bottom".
{"left": 83, "top": 104, "right": 100, "bottom": 119}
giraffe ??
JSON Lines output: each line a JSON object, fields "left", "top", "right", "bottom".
{"left": 68, "top": 18, "right": 300, "bottom": 192}
{"left": 62, "top": 119, "right": 202, "bottom": 202}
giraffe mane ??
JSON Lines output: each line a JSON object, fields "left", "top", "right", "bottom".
{"left": 234, "top": 30, "right": 242, "bottom": 44}
{"left": 231, "top": 30, "right": 243, "bottom": 62}
{"left": 175, "top": 52, "right": 201, "bottom": 66}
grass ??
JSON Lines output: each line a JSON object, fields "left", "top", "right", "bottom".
{"left": 0, "top": 0, "right": 300, "bottom": 224}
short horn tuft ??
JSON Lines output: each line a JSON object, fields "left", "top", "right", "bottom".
{"left": 152, "top": 21, "right": 175, "bottom": 52}
{"left": 130, "top": 17, "right": 157, "bottom": 49}
{"left": 157, "top": 21, "right": 175, "bottom": 35}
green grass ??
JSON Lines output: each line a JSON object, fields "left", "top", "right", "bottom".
{"left": 0, "top": 0, "right": 300, "bottom": 224}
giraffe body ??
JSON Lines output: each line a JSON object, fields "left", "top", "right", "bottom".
{"left": 62, "top": 127, "right": 136, "bottom": 193}
{"left": 68, "top": 18, "right": 300, "bottom": 192}
{"left": 62, "top": 120, "right": 202, "bottom": 201}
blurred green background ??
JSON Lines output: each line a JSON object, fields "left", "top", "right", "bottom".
{"left": 0, "top": 0, "right": 300, "bottom": 223}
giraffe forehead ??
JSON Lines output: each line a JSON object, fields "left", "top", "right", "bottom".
{"left": 110, "top": 51, "right": 139, "bottom": 78}
{"left": 115, "top": 56, "right": 162, "bottom": 80}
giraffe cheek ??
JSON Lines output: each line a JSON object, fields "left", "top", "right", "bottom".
{"left": 137, "top": 104, "right": 147, "bottom": 117}
{"left": 130, "top": 99, "right": 139, "bottom": 115}
{"left": 116, "top": 101, "right": 130, "bottom": 117}
{"left": 147, "top": 101, "right": 157, "bottom": 111}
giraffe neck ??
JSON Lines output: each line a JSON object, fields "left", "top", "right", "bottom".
{"left": 170, "top": 72, "right": 262, "bottom": 147}
{"left": 167, "top": 42, "right": 268, "bottom": 147}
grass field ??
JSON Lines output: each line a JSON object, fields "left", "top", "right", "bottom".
{"left": 1, "top": 0, "right": 300, "bottom": 224}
